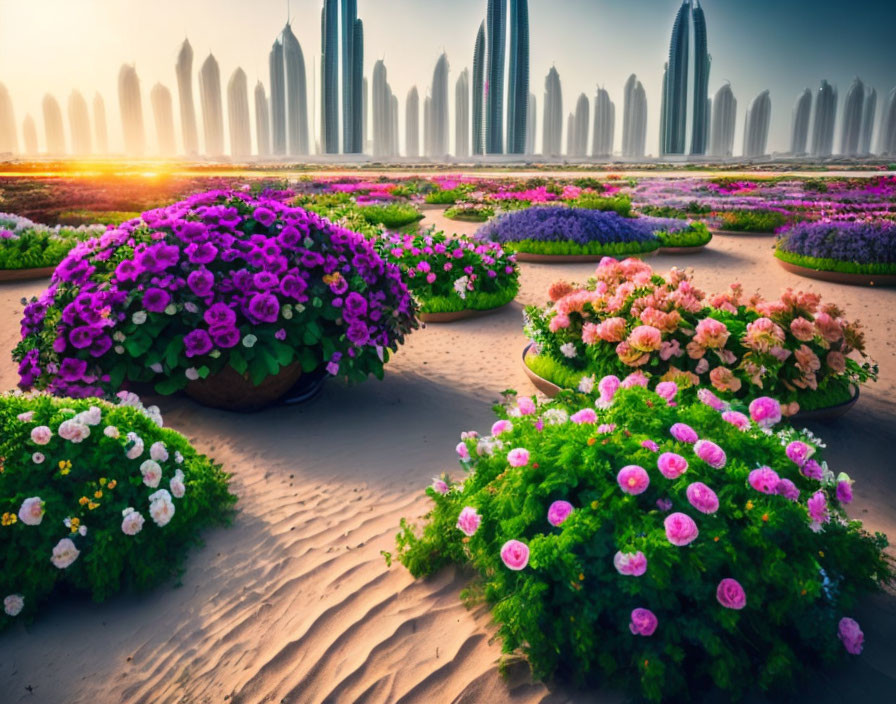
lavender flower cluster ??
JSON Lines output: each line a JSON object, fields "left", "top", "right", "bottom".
{"left": 777, "top": 221, "right": 896, "bottom": 265}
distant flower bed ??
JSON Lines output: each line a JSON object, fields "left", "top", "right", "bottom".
{"left": 713, "top": 209, "right": 790, "bottom": 233}
{"left": 395, "top": 386, "right": 892, "bottom": 701}
{"left": 14, "top": 190, "right": 417, "bottom": 401}
{"left": 474, "top": 207, "right": 662, "bottom": 257}
{"left": 571, "top": 193, "right": 633, "bottom": 218}
{"left": 444, "top": 203, "right": 495, "bottom": 222}
{"left": 358, "top": 202, "right": 423, "bottom": 230}
{"left": 378, "top": 230, "right": 518, "bottom": 315}
{"left": 0, "top": 212, "right": 106, "bottom": 271}
{"left": 656, "top": 221, "right": 712, "bottom": 249}
{"left": 1, "top": 392, "right": 235, "bottom": 628}
{"left": 56, "top": 210, "right": 142, "bottom": 227}
{"left": 524, "top": 258, "right": 876, "bottom": 413}
{"left": 424, "top": 187, "right": 467, "bottom": 205}
{"left": 775, "top": 221, "right": 896, "bottom": 276}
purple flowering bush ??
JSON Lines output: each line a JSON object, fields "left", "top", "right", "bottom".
{"left": 775, "top": 221, "right": 896, "bottom": 276}
{"left": 13, "top": 190, "right": 417, "bottom": 399}
{"left": 395, "top": 385, "right": 892, "bottom": 701}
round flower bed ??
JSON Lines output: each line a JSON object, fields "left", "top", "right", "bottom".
{"left": 394, "top": 385, "right": 892, "bottom": 701}
{"left": 444, "top": 203, "right": 495, "bottom": 222}
{"left": 378, "top": 230, "right": 519, "bottom": 321}
{"left": 712, "top": 209, "right": 790, "bottom": 236}
{"left": 1, "top": 391, "right": 235, "bottom": 628}
{"left": 523, "top": 257, "right": 877, "bottom": 414}
{"left": 358, "top": 202, "right": 423, "bottom": 230}
{"left": 0, "top": 212, "right": 106, "bottom": 281}
{"left": 656, "top": 222, "right": 712, "bottom": 254}
{"left": 474, "top": 207, "right": 662, "bottom": 262}
{"left": 775, "top": 221, "right": 896, "bottom": 287}
{"left": 13, "top": 190, "right": 417, "bottom": 409}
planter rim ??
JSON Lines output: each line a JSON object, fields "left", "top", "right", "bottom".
{"left": 521, "top": 343, "right": 562, "bottom": 397}
{"left": 185, "top": 360, "right": 304, "bottom": 412}
{"left": 792, "top": 385, "right": 860, "bottom": 422}
{"left": 776, "top": 258, "right": 896, "bottom": 287}
{"left": 0, "top": 266, "right": 56, "bottom": 282}
{"left": 420, "top": 301, "right": 513, "bottom": 323}
{"left": 513, "top": 248, "right": 658, "bottom": 263}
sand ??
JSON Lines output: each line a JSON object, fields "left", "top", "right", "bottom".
{"left": 1, "top": 210, "right": 895, "bottom": 704}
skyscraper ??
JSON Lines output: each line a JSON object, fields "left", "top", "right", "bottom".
{"left": 321, "top": 0, "right": 339, "bottom": 154}
{"left": 198, "top": 54, "right": 224, "bottom": 156}
{"left": 525, "top": 92, "right": 536, "bottom": 155}
{"left": 690, "top": 0, "right": 710, "bottom": 155}
{"left": 566, "top": 113, "right": 575, "bottom": 156}
{"left": 455, "top": 69, "right": 470, "bottom": 158}
{"left": 227, "top": 68, "right": 251, "bottom": 158}
{"left": 742, "top": 90, "right": 771, "bottom": 158}
{"left": 0, "top": 83, "right": 17, "bottom": 154}
{"left": 22, "top": 114, "right": 38, "bottom": 154}
{"left": 118, "top": 64, "right": 145, "bottom": 156}
{"left": 543, "top": 66, "right": 563, "bottom": 155}
{"left": 860, "top": 88, "right": 877, "bottom": 155}
{"left": 42, "top": 94, "right": 66, "bottom": 154}
{"left": 269, "top": 39, "right": 286, "bottom": 155}
{"left": 472, "top": 22, "right": 486, "bottom": 155}
{"left": 176, "top": 39, "right": 199, "bottom": 155}
{"left": 68, "top": 91, "right": 92, "bottom": 156}
{"left": 592, "top": 88, "right": 614, "bottom": 157}
{"left": 708, "top": 83, "right": 736, "bottom": 158}
{"left": 391, "top": 93, "right": 399, "bottom": 157}
{"left": 840, "top": 78, "right": 865, "bottom": 156}
{"left": 372, "top": 60, "right": 392, "bottom": 158}
{"left": 424, "top": 96, "right": 432, "bottom": 157}
{"left": 150, "top": 84, "right": 175, "bottom": 156}
{"left": 362, "top": 77, "right": 368, "bottom": 149}
{"left": 430, "top": 53, "right": 450, "bottom": 157}
{"left": 506, "top": 0, "right": 529, "bottom": 154}
{"left": 572, "top": 93, "right": 589, "bottom": 156}
{"left": 878, "top": 88, "right": 896, "bottom": 155}
{"left": 485, "top": 0, "right": 506, "bottom": 153}
{"left": 282, "top": 24, "right": 310, "bottom": 156}
{"left": 811, "top": 80, "right": 837, "bottom": 157}
{"left": 622, "top": 74, "right": 647, "bottom": 158}
{"left": 93, "top": 93, "right": 108, "bottom": 154}
{"left": 341, "top": 0, "right": 363, "bottom": 153}
{"left": 406, "top": 87, "right": 420, "bottom": 157}
{"left": 255, "top": 81, "right": 271, "bottom": 157}
{"left": 790, "top": 89, "right": 812, "bottom": 155}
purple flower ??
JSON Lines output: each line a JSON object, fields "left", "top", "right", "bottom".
{"left": 204, "top": 302, "right": 237, "bottom": 328}
{"left": 143, "top": 287, "right": 171, "bottom": 313}
{"left": 801, "top": 459, "right": 824, "bottom": 481}
{"left": 247, "top": 293, "right": 280, "bottom": 323}
{"left": 629, "top": 608, "right": 658, "bottom": 636}
{"left": 748, "top": 466, "right": 780, "bottom": 494}
{"left": 59, "top": 357, "right": 88, "bottom": 382}
{"left": 775, "top": 478, "right": 800, "bottom": 501}
{"left": 344, "top": 292, "right": 368, "bottom": 318}
{"left": 211, "top": 325, "right": 241, "bottom": 348}
{"left": 670, "top": 423, "right": 698, "bottom": 444}
{"left": 547, "top": 500, "right": 573, "bottom": 527}
{"left": 184, "top": 330, "right": 213, "bottom": 358}
{"left": 253, "top": 206, "right": 277, "bottom": 227}
{"left": 836, "top": 480, "right": 853, "bottom": 504}
{"left": 187, "top": 269, "right": 215, "bottom": 297}
{"left": 68, "top": 326, "right": 96, "bottom": 349}
{"left": 346, "top": 322, "right": 370, "bottom": 345}
{"left": 807, "top": 490, "right": 830, "bottom": 525}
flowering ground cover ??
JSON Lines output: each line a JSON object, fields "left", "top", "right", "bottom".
{"left": 1, "top": 391, "right": 235, "bottom": 628}
{"left": 0, "top": 212, "right": 106, "bottom": 271}
{"left": 395, "top": 385, "right": 893, "bottom": 701}
{"left": 443, "top": 202, "right": 495, "bottom": 222}
{"left": 524, "top": 258, "right": 877, "bottom": 413}
{"left": 775, "top": 221, "right": 896, "bottom": 277}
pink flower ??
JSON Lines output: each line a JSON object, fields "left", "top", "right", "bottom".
{"left": 695, "top": 358, "right": 710, "bottom": 375}
{"left": 775, "top": 478, "right": 800, "bottom": 501}
{"left": 617, "top": 465, "right": 650, "bottom": 495}
{"left": 548, "top": 314, "right": 570, "bottom": 332}
{"left": 621, "top": 371, "right": 649, "bottom": 388}
{"left": 614, "top": 550, "right": 648, "bottom": 576}
{"left": 628, "top": 325, "right": 663, "bottom": 352}
{"left": 431, "top": 478, "right": 449, "bottom": 494}
{"left": 801, "top": 459, "right": 824, "bottom": 481}
{"left": 694, "top": 318, "right": 730, "bottom": 349}
{"left": 655, "top": 381, "right": 678, "bottom": 403}
{"left": 749, "top": 397, "right": 782, "bottom": 428}
{"left": 790, "top": 317, "right": 816, "bottom": 342}
{"left": 517, "top": 397, "right": 536, "bottom": 415}
{"left": 697, "top": 388, "right": 725, "bottom": 411}
{"left": 596, "top": 317, "right": 627, "bottom": 342}
{"left": 507, "top": 448, "right": 530, "bottom": 467}
{"left": 657, "top": 452, "right": 688, "bottom": 479}
{"left": 17, "top": 411, "right": 35, "bottom": 422}
{"left": 121, "top": 508, "right": 145, "bottom": 536}
{"left": 785, "top": 441, "right": 813, "bottom": 466}
{"left": 827, "top": 350, "right": 846, "bottom": 374}
{"left": 629, "top": 608, "right": 658, "bottom": 636}
{"left": 50, "top": 538, "right": 80, "bottom": 569}
{"left": 30, "top": 425, "right": 52, "bottom": 445}
{"left": 838, "top": 617, "right": 864, "bottom": 654}
{"left": 642, "top": 439, "right": 659, "bottom": 452}
{"left": 745, "top": 462, "right": 781, "bottom": 492}
{"left": 744, "top": 317, "right": 786, "bottom": 352}
{"left": 18, "top": 497, "right": 44, "bottom": 526}
{"left": 656, "top": 497, "right": 673, "bottom": 511}
{"left": 456, "top": 507, "right": 482, "bottom": 536}
{"left": 456, "top": 442, "right": 471, "bottom": 461}
{"left": 694, "top": 440, "right": 726, "bottom": 469}
{"left": 686, "top": 482, "right": 719, "bottom": 514}
{"left": 807, "top": 490, "right": 830, "bottom": 525}
{"left": 598, "top": 374, "right": 621, "bottom": 402}
{"left": 500, "top": 539, "right": 530, "bottom": 570}
{"left": 837, "top": 480, "right": 853, "bottom": 504}
{"left": 664, "top": 512, "right": 699, "bottom": 546}
{"left": 491, "top": 419, "right": 513, "bottom": 436}
{"left": 709, "top": 367, "right": 742, "bottom": 393}
{"left": 670, "top": 423, "right": 698, "bottom": 444}
{"left": 547, "top": 500, "right": 574, "bottom": 526}
{"left": 716, "top": 578, "right": 747, "bottom": 610}
{"left": 571, "top": 408, "right": 597, "bottom": 424}
{"left": 721, "top": 411, "right": 750, "bottom": 431}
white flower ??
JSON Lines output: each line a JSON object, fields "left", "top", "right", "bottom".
{"left": 185, "top": 367, "right": 200, "bottom": 381}
{"left": 103, "top": 425, "right": 120, "bottom": 439}
{"left": 453, "top": 276, "right": 470, "bottom": 300}
{"left": 542, "top": 408, "right": 570, "bottom": 425}
{"left": 17, "top": 411, "right": 34, "bottom": 422}
{"left": 145, "top": 406, "right": 163, "bottom": 427}
{"left": 32, "top": 452, "right": 45, "bottom": 464}
{"left": 114, "top": 345, "right": 125, "bottom": 354}
{"left": 30, "top": 425, "right": 52, "bottom": 445}
{"left": 184, "top": 302, "right": 199, "bottom": 313}
{"left": 282, "top": 307, "right": 294, "bottom": 320}
{"left": 116, "top": 391, "right": 141, "bottom": 407}
{"left": 148, "top": 489, "right": 175, "bottom": 527}
{"left": 126, "top": 432, "right": 144, "bottom": 460}
{"left": 149, "top": 363, "right": 163, "bottom": 373}
{"left": 242, "top": 334, "right": 258, "bottom": 348}
{"left": 140, "top": 460, "right": 163, "bottom": 488}
{"left": 58, "top": 420, "right": 90, "bottom": 443}
{"left": 164, "top": 303, "right": 178, "bottom": 315}
{"left": 112, "top": 331, "right": 126, "bottom": 342}
{"left": 3, "top": 594, "right": 24, "bottom": 617}
{"left": 50, "top": 538, "right": 80, "bottom": 569}
{"left": 174, "top": 451, "right": 184, "bottom": 464}
{"left": 78, "top": 525, "right": 87, "bottom": 536}
{"left": 132, "top": 311, "right": 147, "bottom": 325}
{"left": 75, "top": 406, "right": 102, "bottom": 426}
{"left": 170, "top": 470, "right": 186, "bottom": 498}
{"left": 121, "top": 508, "right": 145, "bottom": 536}
{"left": 294, "top": 304, "right": 306, "bottom": 314}
{"left": 577, "top": 375, "right": 595, "bottom": 394}
{"left": 560, "top": 342, "right": 577, "bottom": 359}
{"left": 150, "top": 441, "right": 169, "bottom": 462}
{"left": 209, "top": 349, "right": 221, "bottom": 358}
{"left": 18, "top": 497, "right": 44, "bottom": 525}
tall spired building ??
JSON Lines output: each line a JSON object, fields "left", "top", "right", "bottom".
{"left": 742, "top": 90, "right": 771, "bottom": 158}
{"left": 485, "top": 0, "right": 506, "bottom": 153}
{"left": 283, "top": 24, "right": 310, "bottom": 156}
{"left": 341, "top": 0, "right": 364, "bottom": 153}
{"left": 839, "top": 77, "right": 866, "bottom": 156}
{"left": 622, "top": 74, "right": 647, "bottom": 158}
{"left": 542, "top": 66, "right": 563, "bottom": 155}
{"left": 879, "top": 87, "right": 896, "bottom": 155}
{"left": 93, "top": 93, "right": 108, "bottom": 154}
{"left": 254, "top": 82, "right": 271, "bottom": 157}
{"left": 227, "top": 68, "right": 252, "bottom": 158}
{"left": 811, "top": 80, "right": 837, "bottom": 157}
{"left": 269, "top": 39, "right": 286, "bottom": 155}
{"left": 176, "top": 40, "right": 199, "bottom": 154}
{"left": 592, "top": 87, "right": 614, "bottom": 158}
{"left": 321, "top": 0, "right": 339, "bottom": 154}
{"left": 472, "top": 22, "right": 486, "bottom": 155}
{"left": 0, "top": 83, "right": 18, "bottom": 154}
{"left": 455, "top": 69, "right": 470, "bottom": 158}
{"left": 430, "top": 53, "right": 450, "bottom": 157}
{"left": 406, "top": 87, "right": 420, "bottom": 158}
{"left": 709, "top": 83, "right": 736, "bottom": 158}
{"left": 150, "top": 84, "right": 176, "bottom": 156}
{"left": 571, "top": 93, "right": 589, "bottom": 156}
{"left": 790, "top": 88, "right": 812, "bottom": 155}
{"left": 525, "top": 92, "right": 536, "bottom": 155}
{"left": 118, "top": 64, "right": 145, "bottom": 156}
{"left": 860, "top": 88, "right": 877, "bottom": 155}
{"left": 68, "top": 91, "right": 92, "bottom": 156}
{"left": 506, "top": 0, "right": 529, "bottom": 154}
{"left": 198, "top": 54, "right": 224, "bottom": 157}
{"left": 42, "top": 94, "right": 66, "bottom": 154}
{"left": 660, "top": 0, "right": 710, "bottom": 156}
{"left": 372, "top": 60, "right": 396, "bottom": 158}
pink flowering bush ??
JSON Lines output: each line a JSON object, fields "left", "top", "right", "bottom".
{"left": 0, "top": 392, "right": 234, "bottom": 629}
{"left": 524, "top": 257, "right": 877, "bottom": 413}
{"left": 395, "top": 385, "right": 892, "bottom": 701}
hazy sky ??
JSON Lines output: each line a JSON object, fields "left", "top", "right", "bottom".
{"left": 1, "top": 0, "right": 894, "bottom": 157}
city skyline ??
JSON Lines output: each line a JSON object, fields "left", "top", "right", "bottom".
{"left": 1, "top": 0, "right": 895, "bottom": 158}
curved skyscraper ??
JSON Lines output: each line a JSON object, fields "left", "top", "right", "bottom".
{"left": 860, "top": 88, "right": 877, "bottom": 155}
{"left": 118, "top": 64, "right": 145, "bottom": 156}
{"left": 525, "top": 92, "right": 536, "bottom": 155}
{"left": 227, "top": 68, "right": 251, "bottom": 158}
{"left": 455, "top": 69, "right": 470, "bottom": 158}
{"left": 0, "top": 83, "right": 17, "bottom": 154}
{"left": 840, "top": 78, "right": 865, "bottom": 156}
{"left": 406, "top": 87, "right": 419, "bottom": 158}
{"left": 592, "top": 87, "right": 614, "bottom": 157}
{"left": 430, "top": 53, "right": 450, "bottom": 157}
{"left": 790, "top": 89, "right": 812, "bottom": 155}
{"left": 341, "top": 1, "right": 363, "bottom": 153}
{"left": 93, "top": 93, "right": 108, "bottom": 154}
{"left": 283, "top": 24, "right": 310, "bottom": 156}
{"left": 709, "top": 83, "right": 736, "bottom": 158}
{"left": 176, "top": 39, "right": 199, "bottom": 155}
{"left": 68, "top": 91, "right": 92, "bottom": 156}
{"left": 622, "top": 74, "right": 647, "bottom": 158}
{"left": 566, "top": 113, "right": 575, "bottom": 156}
{"left": 742, "top": 90, "right": 771, "bottom": 158}
{"left": 321, "top": 0, "right": 339, "bottom": 154}
{"left": 485, "top": 0, "right": 506, "bottom": 153}
{"left": 542, "top": 66, "right": 563, "bottom": 155}
{"left": 254, "top": 81, "right": 271, "bottom": 157}
{"left": 472, "top": 22, "right": 485, "bottom": 155}
{"left": 42, "top": 94, "right": 66, "bottom": 154}
{"left": 198, "top": 54, "right": 224, "bottom": 157}
{"left": 391, "top": 93, "right": 399, "bottom": 157}
{"left": 572, "top": 93, "right": 589, "bottom": 156}
{"left": 150, "top": 83, "right": 176, "bottom": 156}
{"left": 269, "top": 39, "right": 286, "bottom": 155}
{"left": 878, "top": 88, "right": 896, "bottom": 155}
{"left": 22, "top": 114, "right": 38, "bottom": 155}
{"left": 423, "top": 96, "right": 432, "bottom": 157}
{"left": 811, "top": 80, "right": 837, "bottom": 157}
{"left": 506, "top": 0, "right": 529, "bottom": 154}
{"left": 690, "top": 0, "right": 710, "bottom": 155}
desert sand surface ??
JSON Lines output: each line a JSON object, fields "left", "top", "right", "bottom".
{"left": 1, "top": 209, "right": 895, "bottom": 704}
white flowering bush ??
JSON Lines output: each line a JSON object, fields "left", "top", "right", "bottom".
{"left": 0, "top": 392, "right": 234, "bottom": 627}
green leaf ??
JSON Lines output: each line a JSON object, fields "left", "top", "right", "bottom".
{"left": 154, "top": 376, "right": 185, "bottom": 395}
{"left": 229, "top": 349, "right": 248, "bottom": 374}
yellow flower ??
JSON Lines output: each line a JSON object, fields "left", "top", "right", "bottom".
{"left": 818, "top": 550, "right": 825, "bottom": 558}
{"left": 578, "top": 573, "right": 585, "bottom": 581}
{"left": 99, "top": 477, "right": 107, "bottom": 486}
{"left": 78, "top": 496, "right": 89, "bottom": 506}
{"left": 107, "top": 480, "right": 117, "bottom": 490}
{"left": 88, "top": 501, "right": 99, "bottom": 510}
{"left": 58, "top": 460, "right": 72, "bottom": 476}
{"left": 590, "top": 500, "right": 599, "bottom": 510}
{"left": 1, "top": 512, "right": 17, "bottom": 526}
{"left": 745, "top": 500, "right": 754, "bottom": 511}
{"left": 94, "top": 490, "right": 103, "bottom": 499}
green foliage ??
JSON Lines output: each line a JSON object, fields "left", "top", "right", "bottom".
{"left": 716, "top": 209, "right": 789, "bottom": 233}
{"left": 359, "top": 202, "right": 424, "bottom": 229}
{"left": 0, "top": 228, "right": 99, "bottom": 271}
{"left": 573, "top": 194, "right": 633, "bottom": 218}
{"left": 395, "top": 387, "right": 893, "bottom": 700}
{"left": 420, "top": 286, "right": 517, "bottom": 314}
{"left": 774, "top": 247, "right": 896, "bottom": 277}
{"left": 640, "top": 202, "right": 711, "bottom": 218}
{"left": 444, "top": 204, "right": 495, "bottom": 222}
{"left": 656, "top": 222, "right": 713, "bottom": 248}
{"left": 505, "top": 239, "right": 659, "bottom": 257}
{"left": 56, "top": 210, "right": 140, "bottom": 226}
{"left": 0, "top": 393, "right": 236, "bottom": 628}
{"left": 425, "top": 188, "right": 465, "bottom": 205}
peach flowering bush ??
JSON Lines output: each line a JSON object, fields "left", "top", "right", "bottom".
{"left": 524, "top": 257, "right": 877, "bottom": 413}
{"left": 394, "top": 384, "right": 892, "bottom": 701}
{"left": 0, "top": 391, "right": 234, "bottom": 628}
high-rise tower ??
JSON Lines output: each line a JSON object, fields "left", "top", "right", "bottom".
{"left": 709, "top": 83, "right": 736, "bottom": 158}
{"left": 176, "top": 40, "right": 199, "bottom": 154}
{"left": 879, "top": 88, "right": 896, "bottom": 155}
{"left": 269, "top": 39, "right": 286, "bottom": 155}
{"left": 282, "top": 24, "right": 310, "bottom": 155}
{"left": 742, "top": 90, "right": 771, "bottom": 158}
{"left": 485, "top": 0, "right": 506, "bottom": 153}
{"left": 0, "top": 83, "right": 17, "bottom": 154}
{"left": 622, "top": 74, "right": 647, "bottom": 158}
{"left": 93, "top": 93, "right": 108, "bottom": 154}
{"left": 542, "top": 67, "right": 563, "bottom": 155}
{"left": 198, "top": 54, "right": 224, "bottom": 157}
{"left": 840, "top": 78, "right": 865, "bottom": 156}
{"left": 690, "top": 0, "right": 710, "bottom": 155}
{"left": 790, "top": 89, "right": 812, "bottom": 155}
{"left": 227, "top": 68, "right": 251, "bottom": 158}
{"left": 42, "top": 94, "right": 66, "bottom": 154}
{"left": 341, "top": 0, "right": 363, "bottom": 153}
{"left": 860, "top": 88, "right": 877, "bottom": 155}
{"left": 811, "top": 80, "right": 837, "bottom": 157}
{"left": 525, "top": 92, "right": 536, "bottom": 155}
{"left": 255, "top": 81, "right": 271, "bottom": 157}
{"left": 592, "top": 88, "right": 614, "bottom": 158}
{"left": 430, "top": 53, "right": 450, "bottom": 157}
{"left": 149, "top": 84, "right": 176, "bottom": 156}
{"left": 406, "top": 87, "right": 420, "bottom": 158}
{"left": 118, "top": 64, "right": 145, "bottom": 156}
{"left": 455, "top": 69, "right": 470, "bottom": 158}
{"left": 472, "top": 22, "right": 486, "bottom": 155}
{"left": 506, "top": 0, "right": 529, "bottom": 154}
{"left": 68, "top": 91, "right": 92, "bottom": 156}
{"left": 321, "top": 0, "right": 339, "bottom": 153}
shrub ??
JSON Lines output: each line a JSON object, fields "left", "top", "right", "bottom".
{"left": 523, "top": 258, "right": 877, "bottom": 413}
{"left": 775, "top": 221, "right": 896, "bottom": 275}
{"left": 359, "top": 202, "right": 423, "bottom": 230}
{"left": 425, "top": 188, "right": 465, "bottom": 205}
{"left": 1, "top": 391, "right": 235, "bottom": 627}
{"left": 656, "top": 222, "right": 712, "bottom": 248}
{"left": 14, "top": 190, "right": 417, "bottom": 398}
{"left": 715, "top": 209, "right": 789, "bottom": 233}
{"left": 395, "top": 385, "right": 892, "bottom": 701}
{"left": 56, "top": 210, "right": 141, "bottom": 227}
{"left": 444, "top": 203, "right": 495, "bottom": 222}
{"left": 0, "top": 212, "right": 106, "bottom": 271}
{"left": 572, "top": 194, "right": 633, "bottom": 218}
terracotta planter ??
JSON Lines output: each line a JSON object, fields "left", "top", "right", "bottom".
{"left": 514, "top": 248, "right": 658, "bottom": 264}
{"left": 792, "top": 386, "right": 860, "bottom": 422}
{"left": 776, "top": 258, "right": 896, "bottom": 287}
{"left": 711, "top": 229, "right": 775, "bottom": 237}
{"left": 521, "top": 344, "right": 562, "bottom": 397}
{"left": 185, "top": 361, "right": 304, "bottom": 412}
{"left": 420, "top": 301, "right": 513, "bottom": 323}
{"left": 0, "top": 266, "right": 56, "bottom": 282}
{"left": 659, "top": 244, "right": 708, "bottom": 255}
